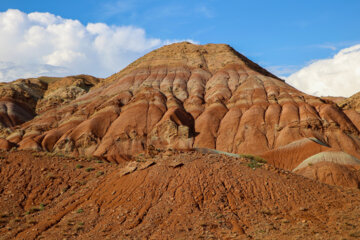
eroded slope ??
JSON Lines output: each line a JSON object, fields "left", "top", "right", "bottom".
{"left": 5, "top": 42, "right": 359, "bottom": 164}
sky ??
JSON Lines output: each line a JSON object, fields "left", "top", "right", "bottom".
{"left": 0, "top": 0, "right": 360, "bottom": 97}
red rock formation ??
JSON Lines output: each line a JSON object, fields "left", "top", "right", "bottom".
{"left": 4, "top": 42, "right": 358, "bottom": 164}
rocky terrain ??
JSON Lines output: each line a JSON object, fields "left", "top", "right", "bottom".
{"left": 0, "top": 42, "right": 360, "bottom": 239}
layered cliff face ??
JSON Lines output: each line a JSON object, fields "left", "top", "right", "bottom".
{"left": 3, "top": 42, "right": 359, "bottom": 168}
{"left": 0, "top": 78, "right": 46, "bottom": 130}
{"left": 0, "top": 75, "right": 99, "bottom": 131}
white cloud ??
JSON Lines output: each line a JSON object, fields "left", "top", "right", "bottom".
{"left": 0, "top": 9, "right": 192, "bottom": 82}
{"left": 287, "top": 44, "right": 360, "bottom": 97}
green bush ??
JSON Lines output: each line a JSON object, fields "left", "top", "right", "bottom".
{"left": 239, "top": 154, "right": 266, "bottom": 169}
{"left": 85, "top": 167, "right": 95, "bottom": 172}
{"left": 75, "top": 164, "right": 84, "bottom": 169}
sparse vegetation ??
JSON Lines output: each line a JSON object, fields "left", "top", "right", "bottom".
{"left": 76, "top": 208, "right": 84, "bottom": 213}
{"left": 350, "top": 231, "right": 360, "bottom": 238}
{"left": 76, "top": 180, "right": 87, "bottom": 186}
{"left": 39, "top": 203, "right": 45, "bottom": 210}
{"left": 28, "top": 219, "right": 38, "bottom": 224}
{"left": 96, "top": 171, "right": 104, "bottom": 177}
{"left": 62, "top": 185, "right": 70, "bottom": 193}
{"left": 27, "top": 206, "right": 40, "bottom": 214}
{"left": 85, "top": 167, "right": 95, "bottom": 172}
{"left": 76, "top": 164, "right": 84, "bottom": 169}
{"left": 240, "top": 154, "right": 266, "bottom": 169}
{"left": 46, "top": 173, "right": 56, "bottom": 180}
{"left": 31, "top": 152, "right": 43, "bottom": 157}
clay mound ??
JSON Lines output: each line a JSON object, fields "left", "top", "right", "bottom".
{"left": 260, "top": 138, "right": 332, "bottom": 170}
{"left": 2, "top": 150, "right": 360, "bottom": 239}
{"left": 293, "top": 151, "right": 360, "bottom": 171}
{"left": 4, "top": 42, "right": 359, "bottom": 163}
{"left": 295, "top": 162, "right": 360, "bottom": 188}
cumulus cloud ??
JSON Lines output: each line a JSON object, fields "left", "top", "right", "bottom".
{"left": 0, "top": 9, "right": 190, "bottom": 82}
{"left": 287, "top": 44, "right": 360, "bottom": 97}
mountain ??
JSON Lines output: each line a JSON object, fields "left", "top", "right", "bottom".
{"left": 0, "top": 42, "right": 359, "bottom": 187}
{"left": 1, "top": 42, "right": 360, "bottom": 239}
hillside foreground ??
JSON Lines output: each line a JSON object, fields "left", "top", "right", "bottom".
{"left": 0, "top": 150, "right": 360, "bottom": 240}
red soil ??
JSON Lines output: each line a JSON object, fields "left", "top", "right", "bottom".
{"left": 1, "top": 150, "right": 360, "bottom": 239}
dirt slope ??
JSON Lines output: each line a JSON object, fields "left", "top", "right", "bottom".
{"left": 1, "top": 150, "right": 360, "bottom": 240}
{"left": 2, "top": 42, "right": 358, "bottom": 165}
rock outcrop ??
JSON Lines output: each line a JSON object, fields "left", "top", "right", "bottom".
{"left": 339, "top": 91, "right": 360, "bottom": 113}
{"left": 0, "top": 75, "right": 100, "bottom": 131}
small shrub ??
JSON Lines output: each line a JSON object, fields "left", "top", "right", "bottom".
{"left": 27, "top": 207, "right": 40, "bottom": 214}
{"left": 76, "top": 226, "right": 84, "bottom": 231}
{"left": 350, "top": 231, "right": 360, "bottom": 238}
{"left": 46, "top": 173, "right": 56, "bottom": 180}
{"left": 76, "top": 164, "right": 84, "bottom": 169}
{"left": 85, "top": 167, "right": 95, "bottom": 172}
{"left": 0, "top": 219, "right": 8, "bottom": 224}
{"left": 95, "top": 160, "right": 103, "bottom": 164}
{"left": 62, "top": 185, "right": 70, "bottom": 193}
{"left": 76, "top": 180, "right": 87, "bottom": 186}
{"left": 76, "top": 208, "right": 84, "bottom": 214}
{"left": 96, "top": 171, "right": 104, "bottom": 177}
{"left": 28, "top": 219, "right": 38, "bottom": 224}
{"left": 240, "top": 154, "right": 267, "bottom": 169}
{"left": 239, "top": 154, "right": 266, "bottom": 163}
{"left": 39, "top": 203, "right": 45, "bottom": 210}
{"left": 31, "top": 152, "right": 42, "bottom": 157}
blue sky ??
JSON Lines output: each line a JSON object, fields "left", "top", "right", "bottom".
{"left": 2, "top": 0, "right": 360, "bottom": 73}
{"left": 0, "top": 0, "right": 360, "bottom": 96}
